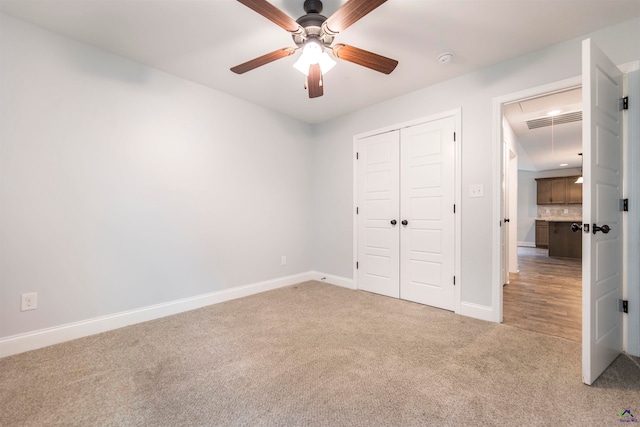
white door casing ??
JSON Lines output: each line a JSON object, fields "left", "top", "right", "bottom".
{"left": 400, "top": 118, "right": 456, "bottom": 310}
{"left": 582, "top": 38, "right": 624, "bottom": 385}
{"left": 502, "top": 138, "right": 509, "bottom": 285}
{"left": 357, "top": 131, "right": 400, "bottom": 298}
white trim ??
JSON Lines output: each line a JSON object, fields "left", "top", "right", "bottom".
{"left": 311, "top": 271, "right": 355, "bottom": 290}
{"left": 0, "top": 272, "right": 314, "bottom": 358}
{"left": 353, "top": 109, "right": 462, "bottom": 140}
{"left": 458, "top": 302, "right": 495, "bottom": 322}
{"left": 624, "top": 67, "right": 640, "bottom": 357}
{"left": 492, "top": 76, "right": 582, "bottom": 324}
{"left": 518, "top": 241, "right": 536, "bottom": 248}
{"left": 352, "top": 108, "right": 462, "bottom": 313}
{"left": 353, "top": 131, "right": 359, "bottom": 291}
{"left": 619, "top": 60, "right": 640, "bottom": 73}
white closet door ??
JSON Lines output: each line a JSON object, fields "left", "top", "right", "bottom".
{"left": 357, "top": 131, "right": 400, "bottom": 298}
{"left": 399, "top": 117, "right": 456, "bottom": 310}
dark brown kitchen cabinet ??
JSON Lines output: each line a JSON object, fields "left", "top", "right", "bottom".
{"left": 536, "top": 176, "right": 582, "bottom": 204}
{"left": 536, "top": 179, "right": 552, "bottom": 204}
{"left": 548, "top": 221, "right": 582, "bottom": 259}
{"left": 535, "top": 220, "right": 549, "bottom": 248}
{"left": 566, "top": 178, "right": 583, "bottom": 204}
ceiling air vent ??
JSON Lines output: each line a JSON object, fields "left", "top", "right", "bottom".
{"left": 526, "top": 111, "right": 582, "bottom": 130}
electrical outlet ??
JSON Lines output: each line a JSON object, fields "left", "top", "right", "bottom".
{"left": 281, "top": 256, "right": 287, "bottom": 266}
{"left": 21, "top": 292, "right": 37, "bottom": 311}
{"left": 469, "top": 184, "right": 484, "bottom": 198}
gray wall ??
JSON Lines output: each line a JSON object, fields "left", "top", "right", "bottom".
{"left": 0, "top": 15, "right": 314, "bottom": 338}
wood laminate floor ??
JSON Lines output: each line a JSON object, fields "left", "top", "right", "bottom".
{"left": 503, "top": 246, "right": 581, "bottom": 342}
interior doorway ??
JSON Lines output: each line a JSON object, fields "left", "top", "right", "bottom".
{"left": 500, "top": 85, "right": 584, "bottom": 342}
{"left": 494, "top": 41, "right": 636, "bottom": 384}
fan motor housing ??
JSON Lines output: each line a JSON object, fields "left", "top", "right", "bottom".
{"left": 293, "top": 13, "right": 333, "bottom": 47}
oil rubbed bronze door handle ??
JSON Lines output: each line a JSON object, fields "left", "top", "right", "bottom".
{"left": 401, "top": 220, "right": 408, "bottom": 226}
{"left": 390, "top": 220, "right": 397, "bottom": 225}
{"left": 571, "top": 223, "right": 582, "bottom": 232}
{"left": 592, "top": 224, "right": 610, "bottom": 234}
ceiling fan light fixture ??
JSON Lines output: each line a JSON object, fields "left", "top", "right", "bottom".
{"left": 293, "top": 39, "right": 336, "bottom": 75}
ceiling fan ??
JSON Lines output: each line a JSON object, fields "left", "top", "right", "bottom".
{"left": 230, "top": 0, "right": 398, "bottom": 98}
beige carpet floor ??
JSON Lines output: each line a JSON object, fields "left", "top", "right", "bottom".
{"left": 1, "top": 281, "right": 639, "bottom": 426}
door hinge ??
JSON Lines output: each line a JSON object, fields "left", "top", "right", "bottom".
{"left": 356, "top": 152, "right": 359, "bottom": 160}
{"left": 622, "top": 96, "right": 629, "bottom": 110}
{"left": 453, "top": 132, "right": 456, "bottom": 142}
{"left": 453, "top": 204, "right": 456, "bottom": 213}
{"left": 356, "top": 261, "right": 359, "bottom": 270}
{"left": 622, "top": 198, "right": 629, "bottom": 212}
{"left": 356, "top": 207, "right": 359, "bottom": 214}
{"left": 622, "top": 300, "right": 628, "bottom": 314}
{"left": 453, "top": 276, "right": 456, "bottom": 285}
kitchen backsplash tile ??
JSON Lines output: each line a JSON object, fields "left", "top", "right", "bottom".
{"left": 538, "top": 205, "right": 583, "bottom": 219}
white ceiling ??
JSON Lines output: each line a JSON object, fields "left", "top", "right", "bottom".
{"left": 504, "top": 88, "right": 584, "bottom": 172}
{"left": 1, "top": 0, "right": 639, "bottom": 125}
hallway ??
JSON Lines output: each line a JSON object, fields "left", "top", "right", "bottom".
{"left": 504, "top": 247, "right": 581, "bottom": 342}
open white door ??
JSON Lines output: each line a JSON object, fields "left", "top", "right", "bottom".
{"left": 582, "top": 38, "right": 624, "bottom": 385}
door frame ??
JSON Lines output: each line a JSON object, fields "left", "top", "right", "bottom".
{"left": 353, "top": 108, "right": 462, "bottom": 313}
{"left": 491, "top": 62, "right": 639, "bottom": 353}
{"left": 492, "top": 75, "right": 582, "bottom": 323}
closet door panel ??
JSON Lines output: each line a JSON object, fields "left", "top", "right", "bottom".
{"left": 400, "top": 118, "right": 455, "bottom": 310}
{"left": 357, "top": 131, "right": 400, "bottom": 298}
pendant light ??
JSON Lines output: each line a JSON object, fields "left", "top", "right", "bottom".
{"left": 576, "top": 153, "right": 583, "bottom": 184}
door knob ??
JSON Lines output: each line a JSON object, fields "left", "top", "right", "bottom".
{"left": 571, "top": 223, "right": 582, "bottom": 232}
{"left": 592, "top": 224, "right": 611, "bottom": 234}
{"left": 504, "top": 218, "right": 510, "bottom": 223}
{"left": 390, "top": 219, "right": 397, "bottom": 225}
{"left": 401, "top": 220, "right": 408, "bottom": 226}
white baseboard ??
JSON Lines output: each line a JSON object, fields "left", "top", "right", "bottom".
{"left": 0, "top": 271, "right": 316, "bottom": 358}
{"left": 518, "top": 241, "right": 536, "bottom": 248}
{"left": 310, "top": 271, "right": 355, "bottom": 290}
{"left": 458, "top": 301, "right": 496, "bottom": 322}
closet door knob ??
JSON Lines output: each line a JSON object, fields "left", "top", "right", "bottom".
{"left": 401, "top": 220, "right": 408, "bottom": 226}
{"left": 390, "top": 220, "right": 397, "bottom": 225}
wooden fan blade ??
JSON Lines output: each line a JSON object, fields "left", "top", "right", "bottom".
{"left": 231, "top": 48, "right": 296, "bottom": 74}
{"left": 323, "top": 0, "right": 387, "bottom": 35}
{"left": 237, "top": 0, "right": 303, "bottom": 34}
{"left": 308, "top": 64, "right": 324, "bottom": 98}
{"left": 332, "top": 44, "right": 398, "bottom": 74}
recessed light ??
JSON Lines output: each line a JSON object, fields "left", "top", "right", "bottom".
{"left": 560, "top": 163, "right": 568, "bottom": 167}
{"left": 547, "top": 110, "right": 561, "bottom": 116}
